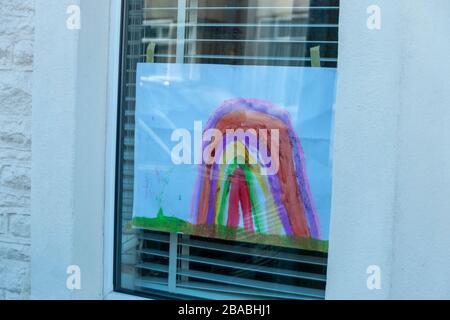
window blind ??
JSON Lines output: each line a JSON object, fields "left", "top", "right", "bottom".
{"left": 115, "top": 0, "right": 338, "bottom": 300}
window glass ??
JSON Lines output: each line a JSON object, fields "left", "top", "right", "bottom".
{"left": 115, "top": 0, "right": 339, "bottom": 299}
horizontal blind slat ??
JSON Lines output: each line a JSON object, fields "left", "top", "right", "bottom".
{"left": 127, "top": 53, "right": 337, "bottom": 62}
{"left": 177, "top": 269, "right": 325, "bottom": 299}
{"left": 137, "top": 38, "right": 338, "bottom": 44}
{"left": 177, "top": 280, "right": 313, "bottom": 300}
{"left": 140, "top": 22, "right": 339, "bottom": 28}
{"left": 178, "top": 254, "right": 326, "bottom": 282}
{"left": 136, "top": 262, "right": 169, "bottom": 273}
{"left": 135, "top": 6, "right": 339, "bottom": 11}
{"left": 138, "top": 248, "right": 170, "bottom": 258}
{"left": 180, "top": 238, "right": 327, "bottom": 266}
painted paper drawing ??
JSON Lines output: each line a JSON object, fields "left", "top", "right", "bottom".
{"left": 133, "top": 63, "right": 336, "bottom": 252}
{"left": 192, "top": 98, "right": 320, "bottom": 239}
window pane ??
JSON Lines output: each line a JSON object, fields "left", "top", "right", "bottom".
{"left": 115, "top": 0, "right": 338, "bottom": 299}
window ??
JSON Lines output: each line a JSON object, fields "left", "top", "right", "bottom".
{"left": 115, "top": 0, "right": 339, "bottom": 299}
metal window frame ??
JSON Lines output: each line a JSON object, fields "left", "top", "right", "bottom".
{"left": 104, "top": 0, "right": 122, "bottom": 299}
{"left": 110, "top": 0, "right": 170, "bottom": 300}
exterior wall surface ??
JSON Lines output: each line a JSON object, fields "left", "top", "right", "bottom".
{"left": 327, "top": 0, "right": 450, "bottom": 299}
{"left": 326, "top": 0, "right": 402, "bottom": 299}
{"left": 0, "top": 0, "right": 34, "bottom": 299}
{"left": 31, "top": 0, "right": 111, "bottom": 299}
{"left": 389, "top": 0, "right": 450, "bottom": 299}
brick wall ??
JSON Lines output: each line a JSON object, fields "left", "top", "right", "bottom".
{"left": 0, "top": 0, "right": 34, "bottom": 299}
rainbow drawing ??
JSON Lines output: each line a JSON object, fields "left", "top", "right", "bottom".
{"left": 190, "top": 98, "right": 321, "bottom": 240}
{"left": 133, "top": 63, "right": 336, "bottom": 252}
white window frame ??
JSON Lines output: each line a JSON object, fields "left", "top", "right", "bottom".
{"left": 32, "top": 0, "right": 115, "bottom": 299}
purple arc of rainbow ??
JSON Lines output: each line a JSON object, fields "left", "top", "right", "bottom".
{"left": 190, "top": 98, "right": 320, "bottom": 239}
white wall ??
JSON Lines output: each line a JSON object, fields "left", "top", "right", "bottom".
{"left": 390, "top": 0, "right": 450, "bottom": 299}
{"left": 31, "top": 0, "right": 111, "bottom": 299}
{"left": 327, "top": 0, "right": 450, "bottom": 299}
{"left": 0, "top": 0, "right": 34, "bottom": 299}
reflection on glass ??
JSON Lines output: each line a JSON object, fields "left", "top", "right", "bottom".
{"left": 117, "top": 0, "right": 338, "bottom": 299}
{"left": 140, "top": 0, "right": 339, "bottom": 66}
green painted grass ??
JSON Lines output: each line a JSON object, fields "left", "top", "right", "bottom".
{"left": 132, "top": 214, "right": 328, "bottom": 252}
